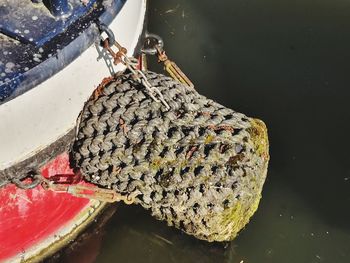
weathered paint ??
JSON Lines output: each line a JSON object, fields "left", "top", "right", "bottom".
{"left": 0, "top": 0, "right": 147, "bottom": 171}
{"left": 0, "top": 153, "right": 103, "bottom": 262}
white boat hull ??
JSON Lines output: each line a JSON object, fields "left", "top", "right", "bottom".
{"left": 0, "top": 0, "right": 147, "bottom": 171}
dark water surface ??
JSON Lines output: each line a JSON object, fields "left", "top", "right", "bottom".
{"left": 59, "top": 0, "right": 350, "bottom": 262}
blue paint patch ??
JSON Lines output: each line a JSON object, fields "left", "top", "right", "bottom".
{"left": 0, "top": 0, "right": 97, "bottom": 46}
{"left": 0, "top": 0, "right": 126, "bottom": 104}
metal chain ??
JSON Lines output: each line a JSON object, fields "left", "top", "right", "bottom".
{"left": 41, "top": 176, "right": 139, "bottom": 204}
{"left": 11, "top": 171, "right": 42, "bottom": 189}
{"left": 122, "top": 55, "right": 171, "bottom": 110}
{"left": 2, "top": 165, "right": 136, "bottom": 203}
{"left": 98, "top": 23, "right": 170, "bottom": 110}
{"left": 141, "top": 34, "right": 194, "bottom": 88}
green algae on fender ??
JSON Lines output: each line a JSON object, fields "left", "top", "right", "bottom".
{"left": 204, "top": 119, "right": 269, "bottom": 242}
{"left": 72, "top": 71, "right": 270, "bottom": 242}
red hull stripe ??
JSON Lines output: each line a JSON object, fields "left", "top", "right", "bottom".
{"left": 0, "top": 153, "right": 89, "bottom": 261}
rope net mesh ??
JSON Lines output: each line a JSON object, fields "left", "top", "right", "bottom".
{"left": 71, "top": 71, "right": 269, "bottom": 242}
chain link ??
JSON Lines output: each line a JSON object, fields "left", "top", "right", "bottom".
{"left": 11, "top": 171, "right": 42, "bottom": 189}
{"left": 41, "top": 178, "right": 138, "bottom": 204}
{"left": 123, "top": 55, "right": 170, "bottom": 110}
{"left": 98, "top": 24, "right": 171, "bottom": 110}
{"left": 5, "top": 167, "right": 137, "bottom": 204}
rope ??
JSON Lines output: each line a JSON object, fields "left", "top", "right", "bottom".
{"left": 71, "top": 71, "right": 270, "bottom": 242}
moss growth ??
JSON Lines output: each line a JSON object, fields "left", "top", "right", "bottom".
{"left": 247, "top": 119, "right": 269, "bottom": 159}
{"left": 213, "top": 194, "right": 261, "bottom": 241}
{"left": 150, "top": 158, "right": 162, "bottom": 170}
{"left": 205, "top": 135, "right": 214, "bottom": 144}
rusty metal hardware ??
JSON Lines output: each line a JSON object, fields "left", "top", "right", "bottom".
{"left": 42, "top": 181, "right": 136, "bottom": 204}
{"left": 40, "top": 173, "right": 136, "bottom": 204}
{"left": 47, "top": 171, "right": 82, "bottom": 184}
{"left": 7, "top": 170, "right": 132, "bottom": 203}
{"left": 141, "top": 34, "right": 194, "bottom": 88}
{"left": 102, "top": 38, "right": 128, "bottom": 66}
{"left": 156, "top": 46, "right": 194, "bottom": 88}
{"left": 98, "top": 24, "right": 170, "bottom": 110}
{"left": 11, "top": 171, "right": 42, "bottom": 189}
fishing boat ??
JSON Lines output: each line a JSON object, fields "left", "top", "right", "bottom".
{"left": 0, "top": 0, "right": 147, "bottom": 261}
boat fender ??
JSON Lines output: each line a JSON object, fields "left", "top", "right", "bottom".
{"left": 70, "top": 71, "right": 269, "bottom": 242}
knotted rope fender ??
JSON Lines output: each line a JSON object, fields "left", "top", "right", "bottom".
{"left": 71, "top": 71, "right": 269, "bottom": 242}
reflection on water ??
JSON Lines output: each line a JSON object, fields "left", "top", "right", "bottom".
{"left": 60, "top": 0, "right": 350, "bottom": 262}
